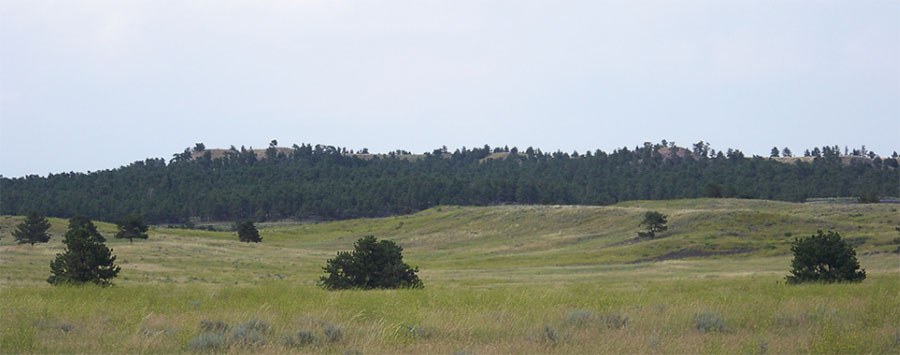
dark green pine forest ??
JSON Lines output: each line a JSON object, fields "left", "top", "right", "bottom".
{"left": 2, "top": 141, "right": 897, "bottom": 224}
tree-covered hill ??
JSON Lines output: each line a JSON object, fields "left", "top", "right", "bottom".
{"left": 2, "top": 141, "right": 897, "bottom": 223}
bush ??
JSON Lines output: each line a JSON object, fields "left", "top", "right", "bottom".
{"left": 191, "top": 319, "right": 270, "bottom": 350}
{"left": 402, "top": 324, "right": 432, "bottom": 339}
{"left": 323, "top": 323, "right": 343, "bottom": 343}
{"left": 858, "top": 192, "right": 880, "bottom": 203}
{"left": 562, "top": 310, "right": 628, "bottom": 329}
{"left": 603, "top": 313, "right": 629, "bottom": 329}
{"left": 319, "top": 236, "right": 423, "bottom": 290}
{"left": 532, "top": 325, "right": 567, "bottom": 344}
{"left": 563, "top": 310, "right": 593, "bottom": 327}
{"left": 187, "top": 332, "right": 225, "bottom": 351}
{"left": 199, "top": 320, "right": 230, "bottom": 333}
{"left": 294, "top": 330, "right": 318, "bottom": 346}
{"left": 694, "top": 312, "right": 727, "bottom": 333}
{"left": 230, "top": 327, "right": 267, "bottom": 347}
{"left": 229, "top": 319, "right": 269, "bottom": 347}
{"left": 786, "top": 230, "right": 866, "bottom": 284}
{"left": 237, "top": 319, "right": 268, "bottom": 333}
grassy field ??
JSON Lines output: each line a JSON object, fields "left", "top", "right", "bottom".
{"left": 1, "top": 199, "right": 898, "bottom": 353}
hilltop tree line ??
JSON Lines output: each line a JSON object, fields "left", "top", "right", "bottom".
{"left": 2, "top": 141, "right": 897, "bottom": 224}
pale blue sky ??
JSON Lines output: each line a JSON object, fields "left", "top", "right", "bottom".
{"left": 1, "top": 1, "right": 897, "bottom": 177}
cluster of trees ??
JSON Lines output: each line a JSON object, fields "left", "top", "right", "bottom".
{"left": 2, "top": 141, "right": 897, "bottom": 224}
{"left": 771, "top": 145, "right": 892, "bottom": 160}
{"left": 8, "top": 212, "right": 120, "bottom": 285}
{"left": 9, "top": 212, "right": 150, "bottom": 246}
{"left": 10, "top": 211, "right": 419, "bottom": 289}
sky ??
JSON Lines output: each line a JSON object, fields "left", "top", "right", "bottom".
{"left": 1, "top": 1, "right": 897, "bottom": 177}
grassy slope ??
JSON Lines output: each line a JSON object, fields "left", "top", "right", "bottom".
{"left": 1, "top": 199, "right": 898, "bottom": 353}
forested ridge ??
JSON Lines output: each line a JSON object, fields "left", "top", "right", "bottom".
{"left": 2, "top": 141, "right": 897, "bottom": 224}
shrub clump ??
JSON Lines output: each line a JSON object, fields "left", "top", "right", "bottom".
{"left": 282, "top": 330, "right": 317, "bottom": 347}
{"left": 562, "top": 310, "right": 628, "bottom": 329}
{"left": 230, "top": 327, "right": 268, "bottom": 347}
{"left": 603, "top": 312, "right": 629, "bottom": 329}
{"left": 199, "top": 320, "right": 230, "bottom": 333}
{"left": 563, "top": 309, "right": 594, "bottom": 327}
{"left": 786, "top": 230, "right": 866, "bottom": 284}
{"left": 531, "top": 324, "right": 571, "bottom": 345}
{"left": 187, "top": 332, "right": 225, "bottom": 351}
{"left": 323, "top": 323, "right": 343, "bottom": 343}
{"left": 402, "top": 324, "right": 433, "bottom": 339}
{"left": 694, "top": 311, "right": 727, "bottom": 333}
{"left": 319, "top": 236, "right": 423, "bottom": 290}
{"left": 189, "top": 319, "right": 270, "bottom": 350}
{"left": 238, "top": 319, "right": 269, "bottom": 333}
{"left": 230, "top": 319, "right": 269, "bottom": 347}
{"left": 539, "top": 325, "right": 560, "bottom": 344}
{"left": 281, "top": 321, "right": 344, "bottom": 348}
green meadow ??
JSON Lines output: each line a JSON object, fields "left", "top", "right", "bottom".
{"left": 1, "top": 199, "right": 898, "bottom": 353}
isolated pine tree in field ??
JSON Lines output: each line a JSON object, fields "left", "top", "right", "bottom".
{"left": 786, "top": 230, "right": 865, "bottom": 284}
{"left": 115, "top": 214, "right": 148, "bottom": 242}
{"left": 68, "top": 215, "right": 105, "bottom": 242}
{"left": 12, "top": 211, "right": 52, "bottom": 245}
{"left": 320, "top": 236, "right": 422, "bottom": 290}
{"left": 48, "top": 226, "right": 120, "bottom": 286}
{"left": 237, "top": 220, "right": 261, "bottom": 243}
{"left": 638, "top": 211, "right": 668, "bottom": 239}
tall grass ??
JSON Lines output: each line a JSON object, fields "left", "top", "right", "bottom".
{"left": 1, "top": 275, "right": 897, "bottom": 353}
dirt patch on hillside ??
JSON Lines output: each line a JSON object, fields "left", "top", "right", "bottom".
{"left": 629, "top": 248, "right": 755, "bottom": 264}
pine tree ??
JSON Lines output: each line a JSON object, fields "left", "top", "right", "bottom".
{"left": 638, "top": 211, "right": 668, "bottom": 238}
{"left": 781, "top": 147, "right": 793, "bottom": 158}
{"left": 48, "top": 227, "right": 120, "bottom": 286}
{"left": 320, "top": 236, "right": 422, "bottom": 290}
{"left": 786, "top": 230, "right": 865, "bottom": 284}
{"left": 68, "top": 215, "right": 105, "bottom": 242}
{"left": 115, "top": 214, "right": 149, "bottom": 243}
{"left": 12, "top": 211, "right": 52, "bottom": 245}
{"left": 236, "top": 220, "right": 262, "bottom": 243}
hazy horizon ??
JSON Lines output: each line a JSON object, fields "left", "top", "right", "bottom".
{"left": 2, "top": 1, "right": 897, "bottom": 178}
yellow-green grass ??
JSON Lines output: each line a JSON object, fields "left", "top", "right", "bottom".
{"left": 1, "top": 199, "right": 898, "bottom": 353}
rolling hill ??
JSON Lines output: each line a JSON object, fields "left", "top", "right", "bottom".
{"left": 1, "top": 199, "right": 898, "bottom": 353}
